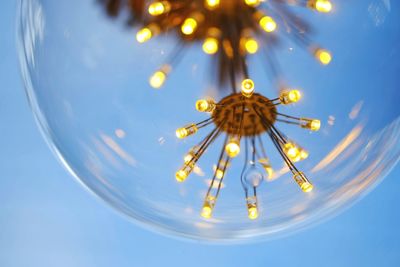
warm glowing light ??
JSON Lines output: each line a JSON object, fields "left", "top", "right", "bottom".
{"left": 259, "top": 16, "right": 277, "bottom": 33}
{"left": 244, "top": 38, "right": 259, "bottom": 54}
{"left": 205, "top": 0, "right": 220, "bottom": 10}
{"left": 309, "top": 0, "right": 333, "bottom": 13}
{"left": 241, "top": 79, "right": 255, "bottom": 98}
{"left": 201, "top": 196, "right": 215, "bottom": 218}
{"left": 181, "top": 18, "right": 198, "bottom": 35}
{"left": 136, "top": 28, "right": 152, "bottom": 43}
{"left": 293, "top": 172, "right": 314, "bottom": 192}
{"left": 176, "top": 124, "right": 198, "bottom": 139}
{"left": 202, "top": 38, "right": 219, "bottom": 54}
{"left": 301, "top": 118, "right": 321, "bottom": 131}
{"left": 149, "top": 70, "right": 166, "bottom": 88}
{"left": 148, "top": 1, "right": 171, "bottom": 16}
{"left": 284, "top": 143, "right": 301, "bottom": 161}
{"left": 280, "top": 89, "right": 302, "bottom": 104}
{"left": 247, "top": 204, "right": 259, "bottom": 220}
{"left": 244, "top": 0, "right": 260, "bottom": 7}
{"left": 315, "top": 48, "right": 332, "bottom": 65}
{"left": 226, "top": 138, "right": 241, "bottom": 158}
{"left": 196, "top": 99, "right": 216, "bottom": 113}
{"left": 215, "top": 169, "right": 224, "bottom": 179}
{"left": 175, "top": 169, "right": 188, "bottom": 182}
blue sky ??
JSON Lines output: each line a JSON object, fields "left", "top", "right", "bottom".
{"left": 1, "top": 0, "right": 400, "bottom": 266}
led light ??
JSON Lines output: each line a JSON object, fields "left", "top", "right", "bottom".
{"left": 196, "top": 99, "right": 216, "bottom": 113}
{"left": 202, "top": 38, "right": 219, "bottom": 54}
{"left": 244, "top": 0, "right": 260, "bottom": 7}
{"left": 259, "top": 16, "right": 277, "bottom": 33}
{"left": 205, "top": 0, "right": 220, "bottom": 10}
{"left": 301, "top": 118, "right": 321, "bottom": 131}
{"left": 136, "top": 28, "right": 152, "bottom": 43}
{"left": 284, "top": 143, "right": 301, "bottom": 161}
{"left": 293, "top": 172, "right": 314, "bottom": 192}
{"left": 148, "top": 1, "right": 171, "bottom": 16}
{"left": 175, "top": 169, "right": 188, "bottom": 182}
{"left": 176, "top": 124, "right": 198, "bottom": 139}
{"left": 181, "top": 18, "right": 198, "bottom": 35}
{"left": 247, "top": 203, "right": 259, "bottom": 220}
{"left": 280, "top": 89, "right": 302, "bottom": 104}
{"left": 244, "top": 38, "right": 259, "bottom": 54}
{"left": 226, "top": 137, "right": 241, "bottom": 158}
{"left": 201, "top": 196, "right": 216, "bottom": 219}
{"left": 308, "top": 0, "right": 332, "bottom": 13}
{"left": 241, "top": 79, "right": 255, "bottom": 98}
{"left": 315, "top": 48, "right": 332, "bottom": 65}
{"left": 215, "top": 169, "right": 224, "bottom": 179}
{"left": 149, "top": 71, "right": 166, "bottom": 89}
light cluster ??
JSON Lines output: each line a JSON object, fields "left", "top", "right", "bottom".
{"left": 175, "top": 80, "right": 320, "bottom": 219}
{"left": 100, "top": 0, "right": 333, "bottom": 89}
{"left": 99, "top": 0, "right": 333, "bottom": 220}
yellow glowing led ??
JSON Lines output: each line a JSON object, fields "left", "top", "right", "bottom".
{"left": 196, "top": 99, "right": 216, "bottom": 113}
{"left": 176, "top": 124, "right": 198, "bottom": 139}
{"left": 284, "top": 143, "right": 300, "bottom": 161}
{"left": 201, "top": 196, "right": 215, "bottom": 219}
{"left": 280, "top": 89, "right": 302, "bottom": 104}
{"left": 201, "top": 204, "right": 212, "bottom": 218}
{"left": 202, "top": 38, "right": 219, "bottom": 54}
{"left": 301, "top": 181, "right": 314, "bottom": 192}
{"left": 181, "top": 18, "right": 198, "bottom": 35}
{"left": 148, "top": 1, "right": 171, "bottom": 16}
{"left": 259, "top": 16, "right": 277, "bottom": 33}
{"left": 244, "top": 38, "right": 259, "bottom": 54}
{"left": 215, "top": 169, "right": 224, "bottom": 179}
{"left": 301, "top": 118, "right": 321, "bottom": 131}
{"left": 205, "top": 0, "right": 220, "bottom": 10}
{"left": 310, "top": 119, "right": 321, "bottom": 131}
{"left": 245, "top": 0, "right": 260, "bottom": 7}
{"left": 226, "top": 138, "right": 240, "bottom": 158}
{"left": 313, "top": 0, "right": 332, "bottom": 13}
{"left": 248, "top": 205, "right": 259, "bottom": 220}
{"left": 136, "top": 27, "right": 153, "bottom": 43}
{"left": 149, "top": 70, "right": 166, "bottom": 89}
{"left": 241, "top": 79, "right": 255, "bottom": 98}
{"left": 175, "top": 169, "right": 188, "bottom": 182}
{"left": 315, "top": 48, "right": 332, "bottom": 65}
{"left": 293, "top": 172, "right": 314, "bottom": 193}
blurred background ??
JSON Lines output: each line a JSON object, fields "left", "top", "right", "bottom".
{"left": 1, "top": 0, "right": 400, "bottom": 266}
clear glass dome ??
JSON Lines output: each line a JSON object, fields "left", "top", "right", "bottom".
{"left": 18, "top": 0, "right": 400, "bottom": 242}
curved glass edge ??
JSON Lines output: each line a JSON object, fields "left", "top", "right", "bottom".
{"left": 16, "top": 0, "right": 400, "bottom": 244}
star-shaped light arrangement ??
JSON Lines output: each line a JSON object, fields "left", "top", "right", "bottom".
{"left": 175, "top": 80, "right": 320, "bottom": 220}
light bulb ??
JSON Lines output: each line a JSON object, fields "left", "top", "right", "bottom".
{"left": 309, "top": 0, "right": 333, "bottom": 13}
{"left": 280, "top": 89, "right": 302, "bottom": 104}
{"left": 315, "top": 48, "right": 332, "bottom": 65}
{"left": 241, "top": 79, "right": 255, "bottom": 97}
{"left": 226, "top": 137, "right": 241, "bottom": 158}
{"left": 176, "top": 124, "right": 198, "bottom": 139}
{"left": 205, "top": 0, "right": 220, "bottom": 10}
{"left": 202, "top": 38, "right": 219, "bottom": 54}
{"left": 244, "top": 38, "right": 259, "bottom": 54}
{"left": 148, "top": 1, "right": 171, "bottom": 16}
{"left": 259, "top": 16, "right": 277, "bottom": 33}
{"left": 196, "top": 99, "right": 216, "bottom": 112}
{"left": 293, "top": 172, "right": 314, "bottom": 192}
{"left": 244, "top": 0, "right": 260, "bottom": 7}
